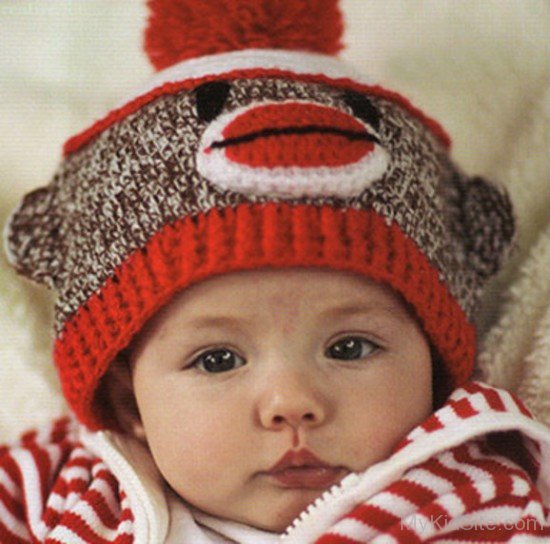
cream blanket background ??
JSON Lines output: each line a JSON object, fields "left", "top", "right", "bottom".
{"left": 0, "top": 0, "right": 548, "bottom": 441}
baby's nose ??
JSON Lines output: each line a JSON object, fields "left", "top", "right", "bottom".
{"left": 257, "top": 371, "right": 329, "bottom": 431}
{"left": 266, "top": 406, "right": 320, "bottom": 430}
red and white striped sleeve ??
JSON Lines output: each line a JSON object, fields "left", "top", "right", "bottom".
{"left": 316, "top": 383, "right": 550, "bottom": 543}
{"left": 0, "top": 417, "right": 135, "bottom": 544}
{"left": 316, "top": 438, "right": 549, "bottom": 543}
{"left": 0, "top": 417, "right": 72, "bottom": 543}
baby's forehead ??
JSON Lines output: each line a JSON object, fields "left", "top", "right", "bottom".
{"left": 127, "top": 267, "right": 427, "bottom": 372}
{"left": 152, "top": 268, "right": 415, "bottom": 328}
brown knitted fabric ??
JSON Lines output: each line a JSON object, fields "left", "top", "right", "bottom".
{"left": 6, "top": 78, "right": 513, "bottom": 328}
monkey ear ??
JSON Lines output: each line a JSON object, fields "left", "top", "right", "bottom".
{"left": 457, "top": 176, "right": 515, "bottom": 280}
{"left": 4, "top": 186, "right": 63, "bottom": 290}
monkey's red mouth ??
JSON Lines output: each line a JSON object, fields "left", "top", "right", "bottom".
{"left": 210, "top": 123, "right": 378, "bottom": 149}
{"left": 197, "top": 101, "right": 389, "bottom": 198}
{"left": 204, "top": 103, "right": 379, "bottom": 168}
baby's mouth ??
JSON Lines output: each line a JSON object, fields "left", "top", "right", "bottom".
{"left": 267, "top": 466, "right": 346, "bottom": 489}
{"left": 263, "top": 448, "right": 347, "bottom": 490}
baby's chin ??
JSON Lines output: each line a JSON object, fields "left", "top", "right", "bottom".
{"left": 230, "top": 488, "right": 329, "bottom": 534}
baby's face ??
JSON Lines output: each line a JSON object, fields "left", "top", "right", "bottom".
{"left": 131, "top": 269, "right": 432, "bottom": 532}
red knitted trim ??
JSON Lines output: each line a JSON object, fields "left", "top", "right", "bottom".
{"left": 63, "top": 69, "right": 451, "bottom": 156}
{"left": 54, "top": 204, "right": 473, "bottom": 430}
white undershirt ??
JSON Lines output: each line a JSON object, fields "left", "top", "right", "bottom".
{"left": 166, "top": 489, "right": 281, "bottom": 544}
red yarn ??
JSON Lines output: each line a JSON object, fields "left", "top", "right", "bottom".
{"left": 219, "top": 102, "right": 375, "bottom": 167}
{"left": 144, "top": 0, "right": 344, "bottom": 70}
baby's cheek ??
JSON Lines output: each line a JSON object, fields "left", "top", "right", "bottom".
{"left": 145, "top": 396, "right": 240, "bottom": 490}
{"left": 338, "top": 370, "right": 431, "bottom": 470}
{"left": 149, "top": 419, "right": 215, "bottom": 496}
{"left": 149, "top": 410, "right": 257, "bottom": 519}
{"left": 343, "top": 418, "right": 399, "bottom": 470}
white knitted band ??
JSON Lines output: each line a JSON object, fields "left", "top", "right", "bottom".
{"left": 131, "top": 49, "right": 374, "bottom": 100}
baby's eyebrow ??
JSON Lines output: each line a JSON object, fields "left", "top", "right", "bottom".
{"left": 319, "top": 303, "right": 411, "bottom": 324}
{"left": 184, "top": 315, "right": 255, "bottom": 331}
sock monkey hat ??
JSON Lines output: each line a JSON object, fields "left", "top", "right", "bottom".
{"left": 5, "top": 0, "right": 514, "bottom": 430}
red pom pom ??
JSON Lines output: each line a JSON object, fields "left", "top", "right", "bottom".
{"left": 144, "top": 0, "right": 344, "bottom": 71}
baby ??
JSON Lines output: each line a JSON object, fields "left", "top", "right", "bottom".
{"left": 1, "top": 0, "right": 549, "bottom": 542}
{"left": 124, "top": 268, "right": 434, "bottom": 533}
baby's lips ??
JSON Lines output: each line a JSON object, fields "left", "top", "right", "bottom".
{"left": 212, "top": 102, "right": 377, "bottom": 168}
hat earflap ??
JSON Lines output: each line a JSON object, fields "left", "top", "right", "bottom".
{"left": 456, "top": 175, "right": 515, "bottom": 279}
{"left": 5, "top": 186, "right": 62, "bottom": 290}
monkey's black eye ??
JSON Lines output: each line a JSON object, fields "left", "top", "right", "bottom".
{"left": 343, "top": 91, "right": 380, "bottom": 132}
{"left": 195, "top": 81, "right": 231, "bottom": 123}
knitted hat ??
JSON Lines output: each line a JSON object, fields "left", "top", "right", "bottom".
{"left": 4, "top": 0, "right": 514, "bottom": 431}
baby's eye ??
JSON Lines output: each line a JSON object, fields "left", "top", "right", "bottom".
{"left": 191, "top": 348, "right": 246, "bottom": 373}
{"left": 325, "top": 336, "right": 380, "bottom": 361}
